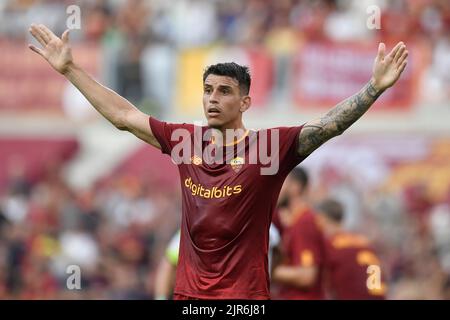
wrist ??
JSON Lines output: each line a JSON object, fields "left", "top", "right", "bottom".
{"left": 62, "top": 61, "right": 77, "bottom": 77}
{"left": 369, "top": 77, "right": 386, "bottom": 98}
{"left": 369, "top": 77, "right": 385, "bottom": 93}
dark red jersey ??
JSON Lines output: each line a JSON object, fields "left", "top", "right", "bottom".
{"left": 149, "top": 117, "right": 305, "bottom": 299}
{"left": 324, "top": 232, "right": 386, "bottom": 300}
{"left": 278, "top": 207, "right": 326, "bottom": 299}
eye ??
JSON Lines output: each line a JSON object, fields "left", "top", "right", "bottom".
{"left": 221, "top": 88, "right": 229, "bottom": 95}
{"left": 204, "top": 88, "right": 211, "bottom": 94}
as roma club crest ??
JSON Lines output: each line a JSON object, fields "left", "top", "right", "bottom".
{"left": 191, "top": 155, "right": 202, "bottom": 166}
{"left": 230, "top": 157, "right": 244, "bottom": 172}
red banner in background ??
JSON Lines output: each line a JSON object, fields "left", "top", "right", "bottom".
{"left": 246, "top": 48, "right": 274, "bottom": 107}
{"left": 1, "top": 39, "right": 429, "bottom": 114}
{"left": 292, "top": 41, "right": 427, "bottom": 110}
{"left": 0, "top": 138, "right": 79, "bottom": 192}
{"left": 0, "top": 40, "right": 99, "bottom": 113}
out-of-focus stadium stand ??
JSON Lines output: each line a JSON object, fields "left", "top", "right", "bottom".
{"left": 0, "top": 0, "right": 449, "bottom": 299}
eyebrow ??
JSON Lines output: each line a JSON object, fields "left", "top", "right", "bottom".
{"left": 203, "top": 84, "right": 234, "bottom": 90}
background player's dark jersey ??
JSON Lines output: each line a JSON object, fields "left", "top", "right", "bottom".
{"left": 324, "top": 232, "right": 386, "bottom": 299}
{"left": 278, "top": 208, "right": 326, "bottom": 299}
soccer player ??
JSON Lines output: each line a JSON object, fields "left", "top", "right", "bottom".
{"left": 28, "top": 24, "right": 407, "bottom": 299}
{"left": 315, "top": 199, "right": 386, "bottom": 299}
{"left": 272, "top": 167, "right": 326, "bottom": 299}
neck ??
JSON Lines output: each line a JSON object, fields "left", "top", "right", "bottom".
{"left": 212, "top": 121, "right": 247, "bottom": 144}
{"left": 283, "top": 196, "right": 309, "bottom": 226}
{"left": 327, "top": 223, "right": 343, "bottom": 237}
{"left": 289, "top": 195, "right": 308, "bottom": 211}
{"left": 217, "top": 120, "right": 246, "bottom": 136}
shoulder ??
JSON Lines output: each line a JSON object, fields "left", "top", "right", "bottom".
{"left": 330, "top": 232, "right": 371, "bottom": 250}
{"left": 300, "top": 209, "right": 320, "bottom": 225}
{"left": 291, "top": 209, "right": 321, "bottom": 233}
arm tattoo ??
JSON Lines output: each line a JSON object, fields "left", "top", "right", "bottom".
{"left": 298, "top": 79, "right": 384, "bottom": 157}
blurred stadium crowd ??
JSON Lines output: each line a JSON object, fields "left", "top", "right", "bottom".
{"left": 0, "top": 0, "right": 450, "bottom": 299}
{"left": 1, "top": 0, "right": 449, "bottom": 112}
{"left": 0, "top": 160, "right": 180, "bottom": 299}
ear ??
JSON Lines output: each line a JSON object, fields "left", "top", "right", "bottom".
{"left": 240, "top": 96, "right": 251, "bottom": 112}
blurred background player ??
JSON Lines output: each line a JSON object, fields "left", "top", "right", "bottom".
{"left": 316, "top": 198, "right": 386, "bottom": 299}
{"left": 272, "top": 167, "right": 326, "bottom": 299}
{"left": 154, "top": 229, "right": 179, "bottom": 300}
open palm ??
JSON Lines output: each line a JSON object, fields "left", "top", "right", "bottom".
{"left": 29, "top": 24, "right": 73, "bottom": 74}
{"left": 372, "top": 42, "right": 408, "bottom": 91}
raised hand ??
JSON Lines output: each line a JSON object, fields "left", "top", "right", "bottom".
{"left": 372, "top": 42, "right": 408, "bottom": 91}
{"left": 27, "top": 25, "right": 161, "bottom": 149}
{"left": 28, "top": 24, "right": 73, "bottom": 74}
{"left": 298, "top": 41, "right": 409, "bottom": 158}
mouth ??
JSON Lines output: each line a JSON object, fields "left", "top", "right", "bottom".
{"left": 207, "top": 107, "right": 221, "bottom": 117}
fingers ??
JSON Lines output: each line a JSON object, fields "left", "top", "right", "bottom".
{"left": 399, "top": 49, "right": 408, "bottom": 63}
{"left": 393, "top": 44, "right": 407, "bottom": 63}
{"left": 397, "top": 60, "right": 407, "bottom": 74}
{"left": 397, "top": 50, "right": 408, "bottom": 69}
{"left": 28, "top": 44, "right": 45, "bottom": 58}
{"left": 377, "top": 42, "right": 386, "bottom": 61}
{"left": 38, "top": 24, "right": 56, "bottom": 43}
{"left": 386, "top": 41, "right": 404, "bottom": 61}
{"left": 62, "top": 29, "right": 70, "bottom": 43}
{"left": 29, "top": 24, "right": 59, "bottom": 47}
{"left": 29, "top": 24, "right": 47, "bottom": 47}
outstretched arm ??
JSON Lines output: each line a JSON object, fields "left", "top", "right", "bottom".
{"left": 297, "top": 42, "right": 408, "bottom": 157}
{"left": 28, "top": 24, "right": 161, "bottom": 149}
{"left": 272, "top": 264, "right": 318, "bottom": 289}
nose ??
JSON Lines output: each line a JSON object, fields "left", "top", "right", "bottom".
{"left": 209, "top": 89, "right": 219, "bottom": 104}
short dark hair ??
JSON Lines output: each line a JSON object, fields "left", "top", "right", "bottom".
{"left": 316, "top": 198, "right": 344, "bottom": 223}
{"left": 203, "top": 62, "right": 251, "bottom": 95}
{"left": 278, "top": 196, "right": 290, "bottom": 209}
{"left": 289, "top": 167, "right": 309, "bottom": 190}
